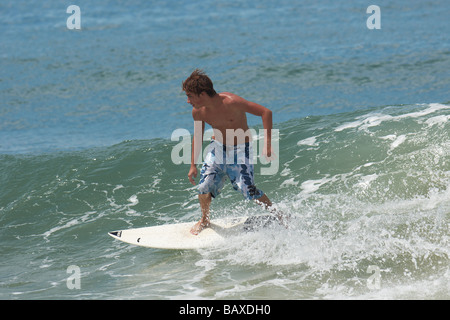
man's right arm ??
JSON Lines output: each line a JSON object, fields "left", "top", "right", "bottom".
{"left": 188, "top": 110, "right": 205, "bottom": 185}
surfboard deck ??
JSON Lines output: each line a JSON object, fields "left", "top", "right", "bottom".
{"left": 108, "top": 215, "right": 278, "bottom": 250}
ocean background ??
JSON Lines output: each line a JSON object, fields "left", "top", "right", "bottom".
{"left": 1, "top": 0, "right": 449, "bottom": 299}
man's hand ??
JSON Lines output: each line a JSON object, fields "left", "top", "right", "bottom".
{"left": 188, "top": 166, "right": 198, "bottom": 185}
{"left": 262, "top": 144, "right": 276, "bottom": 162}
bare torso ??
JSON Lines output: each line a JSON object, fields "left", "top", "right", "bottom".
{"left": 194, "top": 92, "right": 251, "bottom": 145}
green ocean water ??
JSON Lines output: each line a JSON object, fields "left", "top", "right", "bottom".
{"left": 1, "top": 103, "right": 448, "bottom": 299}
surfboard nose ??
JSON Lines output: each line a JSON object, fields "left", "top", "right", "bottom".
{"left": 109, "top": 231, "right": 122, "bottom": 237}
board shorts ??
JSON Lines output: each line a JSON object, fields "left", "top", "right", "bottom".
{"left": 197, "top": 140, "right": 264, "bottom": 200}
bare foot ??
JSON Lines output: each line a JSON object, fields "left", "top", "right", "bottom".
{"left": 190, "top": 219, "right": 210, "bottom": 235}
{"left": 275, "top": 211, "right": 290, "bottom": 229}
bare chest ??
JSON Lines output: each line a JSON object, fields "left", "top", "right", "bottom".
{"left": 202, "top": 107, "right": 247, "bottom": 130}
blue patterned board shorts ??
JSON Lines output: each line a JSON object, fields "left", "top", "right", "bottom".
{"left": 198, "top": 140, "right": 264, "bottom": 200}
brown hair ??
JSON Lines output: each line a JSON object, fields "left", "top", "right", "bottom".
{"left": 182, "top": 69, "right": 217, "bottom": 97}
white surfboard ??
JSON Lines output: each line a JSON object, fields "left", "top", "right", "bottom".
{"left": 108, "top": 215, "right": 277, "bottom": 250}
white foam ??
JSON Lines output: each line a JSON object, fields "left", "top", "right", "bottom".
{"left": 363, "top": 162, "right": 375, "bottom": 167}
{"left": 300, "top": 176, "right": 332, "bottom": 194}
{"left": 297, "top": 136, "right": 318, "bottom": 147}
{"left": 42, "top": 211, "right": 96, "bottom": 240}
{"left": 356, "top": 174, "right": 378, "bottom": 189}
{"left": 318, "top": 269, "right": 450, "bottom": 300}
{"left": 397, "top": 103, "right": 449, "bottom": 119}
{"left": 280, "top": 167, "right": 291, "bottom": 177}
{"left": 425, "top": 115, "right": 450, "bottom": 127}
{"left": 390, "top": 134, "right": 406, "bottom": 151}
{"left": 335, "top": 103, "right": 450, "bottom": 132}
{"left": 127, "top": 195, "right": 139, "bottom": 206}
{"left": 379, "top": 134, "right": 397, "bottom": 141}
{"left": 112, "top": 184, "right": 124, "bottom": 192}
{"left": 125, "top": 195, "right": 140, "bottom": 215}
{"left": 335, "top": 114, "right": 393, "bottom": 132}
{"left": 188, "top": 184, "right": 450, "bottom": 299}
{"left": 280, "top": 177, "right": 298, "bottom": 188}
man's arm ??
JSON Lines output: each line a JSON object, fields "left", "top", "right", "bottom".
{"left": 188, "top": 110, "right": 205, "bottom": 185}
{"left": 235, "top": 96, "right": 273, "bottom": 158}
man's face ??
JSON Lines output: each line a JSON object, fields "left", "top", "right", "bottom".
{"left": 186, "top": 91, "right": 205, "bottom": 109}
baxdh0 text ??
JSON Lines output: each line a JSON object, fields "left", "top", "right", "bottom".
{"left": 224, "top": 304, "right": 271, "bottom": 315}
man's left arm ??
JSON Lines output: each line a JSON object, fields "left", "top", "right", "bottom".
{"left": 238, "top": 97, "right": 273, "bottom": 159}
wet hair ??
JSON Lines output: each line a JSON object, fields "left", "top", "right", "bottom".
{"left": 182, "top": 69, "right": 217, "bottom": 97}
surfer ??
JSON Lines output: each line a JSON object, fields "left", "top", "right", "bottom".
{"left": 182, "top": 69, "right": 285, "bottom": 235}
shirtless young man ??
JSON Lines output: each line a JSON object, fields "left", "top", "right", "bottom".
{"left": 182, "top": 69, "right": 280, "bottom": 235}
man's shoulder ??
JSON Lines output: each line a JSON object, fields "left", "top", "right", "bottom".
{"left": 191, "top": 107, "right": 203, "bottom": 120}
{"left": 219, "top": 92, "right": 246, "bottom": 105}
